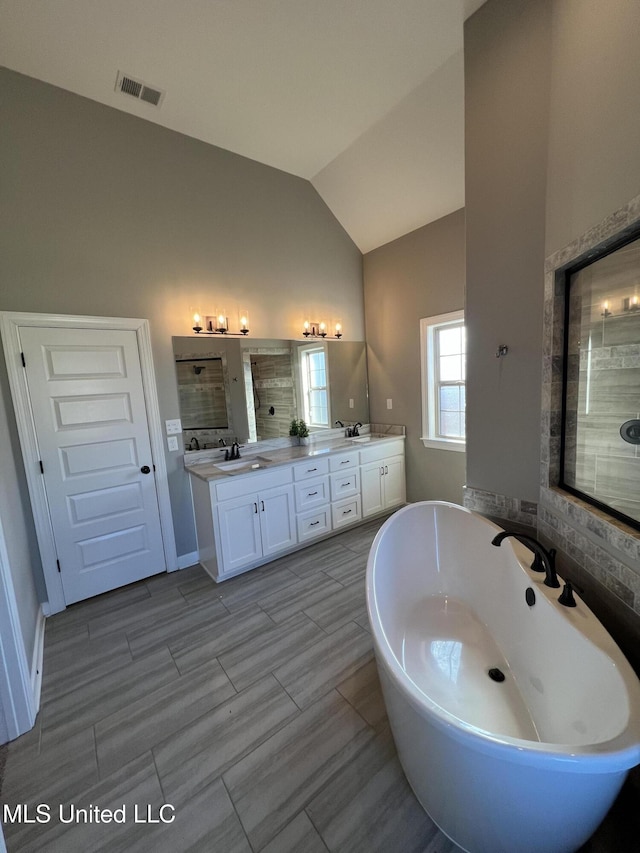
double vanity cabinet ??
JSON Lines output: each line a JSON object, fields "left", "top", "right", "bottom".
{"left": 187, "top": 434, "right": 405, "bottom": 582}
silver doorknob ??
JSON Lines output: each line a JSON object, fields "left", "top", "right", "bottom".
{"left": 140, "top": 465, "right": 151, "bottom": 474}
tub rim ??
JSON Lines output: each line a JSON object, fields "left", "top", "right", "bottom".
{"left": 366, "top": 500, "right": 640, "bottom": 772}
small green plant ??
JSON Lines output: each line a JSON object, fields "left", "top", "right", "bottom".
{"left": 289, "top": 418, "right": 309, "bottom": 438}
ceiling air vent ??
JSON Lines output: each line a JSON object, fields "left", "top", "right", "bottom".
{"left": 115, "top": 71, "right": 165, "bottom": 108}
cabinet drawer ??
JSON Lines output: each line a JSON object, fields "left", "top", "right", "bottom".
{"left": 332, "top": 496, "right": 361, "bottom": 529}
{"left": 329, "top": 451, "right": 359, "bottom": 472}
{"left": 330, "top": 469, "right": 360, "bottom": 501}
{"left": 297, "top": 506, "right": 331, "bottom": 542}
{"left": 215, "top": 466, "right": 292, "bottom": 501}
{"left": 295, "top": 476, "right": 330, "bottom": 511}
{"left": 293, "top": 457, "right": 330, "bottom": 481}
{"left": 358, "top": 439, "right": 404, "bottom": 465}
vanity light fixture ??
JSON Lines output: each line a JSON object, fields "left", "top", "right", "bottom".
{"left": 191, "top": 311, "right": 251, "bottom": 336}
{"left": 601, "top": 300, "right": 612, "bottom": 318}
{"left": 302, "top": 320, "right": 343, "bottom": 339}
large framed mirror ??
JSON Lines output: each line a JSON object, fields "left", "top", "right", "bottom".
{"left": 561, "top": 228, "right": 640, "bottom": 530}
{"left": 172, "top": 336, "right": 369, "bottom": 450}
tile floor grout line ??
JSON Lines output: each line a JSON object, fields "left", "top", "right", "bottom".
{"left": 220, "top": 773, "right": 257, "bottom": 853}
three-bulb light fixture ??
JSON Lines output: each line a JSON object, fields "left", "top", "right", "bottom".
{"left": 600, "top": 294, "right": 639, "bottom": 318}
{"left": 302, "top": 321, "right": 342, "bottom": 339}
{"left": 192, "top": 312, "right": 249, "bottom": 336}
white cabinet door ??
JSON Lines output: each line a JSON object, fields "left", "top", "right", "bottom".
{"left": 217, "top": 494, "right": 262, "bottom": 573}
{"left": 361, "top": 461, "right": 384, "bottom": 517}
{"left": 260, "top": 485, "right": 297, "bottom": 556}
{"left": 383, "top": 456, "right": 406, "bottom": 509}
{"left": 361, "top": 455, "right": 405, "bottom": 517}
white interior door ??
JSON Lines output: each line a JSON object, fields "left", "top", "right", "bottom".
{"left": 19, "top": 326, "right": 166, "bottom": 604}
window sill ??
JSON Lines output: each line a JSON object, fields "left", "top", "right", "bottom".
{"left": 421, "top": 437, "right": 465, "bottom": 453}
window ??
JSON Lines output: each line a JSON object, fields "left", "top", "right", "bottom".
{"left": 299, "top": 344, "right": 330, "bottom": 428}
{"left": 420, "top": 310, "right": 465, "bottom": 451}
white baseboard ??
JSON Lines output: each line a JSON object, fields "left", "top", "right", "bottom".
{"left": 30, "top": 608, "right": 45, "bottom": 713}
{"left": 176, "top": 551, "right": 199, "bottom": 570}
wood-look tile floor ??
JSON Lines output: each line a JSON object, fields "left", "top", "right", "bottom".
{"left": 1, "top": 517, "right": 639, "bottom": 852}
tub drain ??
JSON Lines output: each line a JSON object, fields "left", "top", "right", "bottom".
{"left": 488, "top": 668, "right": 505, "bottom": 682}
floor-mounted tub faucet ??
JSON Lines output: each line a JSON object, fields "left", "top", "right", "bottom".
{"left": 491, "top": 532, "right": 560, "bottom": 588}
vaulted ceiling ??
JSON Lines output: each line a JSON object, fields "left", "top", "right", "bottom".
{"left": 0, "top": 0, "right": 486, "bottom": 252}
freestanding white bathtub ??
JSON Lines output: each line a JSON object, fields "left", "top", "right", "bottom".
{"left": 366, "top": 501, "right": 640, "bottom": 853}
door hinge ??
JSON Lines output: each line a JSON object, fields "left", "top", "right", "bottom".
{"left": 56, "top": 559, "right": 61, "bottom": 573}
{"left": 39, "top": 460, "right": 44, "bottom": 474}
{"left": 21, "top": 352, "right": 26, "bottom": 367}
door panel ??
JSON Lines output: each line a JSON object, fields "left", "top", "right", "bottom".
{"left": 20, "top": 327, "right": 165, "bottom": 604}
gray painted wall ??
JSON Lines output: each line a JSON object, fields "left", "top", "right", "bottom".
{"left": 0, "top": 68, "right": 364, "bottom": 568}
{"left": 464, "top": 0, "right": 552, "bottom": 504}
{"left": 545, "top": 1, "right": 640, "bottom": 255}
{"left": 363, "top": 209, "right": 466, "bottom": 504}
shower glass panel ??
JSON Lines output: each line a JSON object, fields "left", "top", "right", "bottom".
{"left": 561, "top": 233, "right": 640, "bottom": 530}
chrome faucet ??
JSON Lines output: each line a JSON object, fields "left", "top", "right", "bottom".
{"left": 353, "top": 422, "right": 362, "bottom": 436}
{"left": 491, "top": 532, "right": 560, "bottom": 588}
{"left": 335, "top": 420, "right": 345, "bottom": 428}
{"left": 189, "top": 436, "right": 200, "bottom": 451}
{"left": 230, "top": 442, "right": 241, "bottom": 460}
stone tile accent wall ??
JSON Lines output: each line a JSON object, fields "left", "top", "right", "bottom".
{"left": 462, "top": 487, "right": 537, "bottom": 530}
{"left": 541, "top": 192, "right": 640, "bottom": 618}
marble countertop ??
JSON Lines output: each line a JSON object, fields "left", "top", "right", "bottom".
{"left": 184, "top": 425, "right": 405, "bottom": 482}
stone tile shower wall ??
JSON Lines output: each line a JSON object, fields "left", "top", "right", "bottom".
{"left": 176, "top": 359, "right": 228, "bottom": 431}
{"left": 540, "top": 192, "right": 640, "bottom": 619}
{"left": 251, "top": 352, "right": 296, "bottom": 440}
{"left": 568, "top": 307, "right": 640, "bottom": 519}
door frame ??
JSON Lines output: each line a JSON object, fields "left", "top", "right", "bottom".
{"left": 0, "top": 509, "right": 37, "bottom": 740}
{"left": 0, "top": 312, "right": 178, "bottom": 615}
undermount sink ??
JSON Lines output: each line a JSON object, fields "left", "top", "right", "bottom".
{"left": 215, "top": 455, "right": 272, "bottom": 473}
{"left": 351, "top": 434, "right": 388, "bottom": 443}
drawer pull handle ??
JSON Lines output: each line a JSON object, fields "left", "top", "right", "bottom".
{"left": 310, "top": 520, "right": 320, "bottom": 526}
{"left": 307, "top": 467, "right": 317, "bottom": 472}
{"left": 254, "top": 502, "right": 258, "bottom": 513}
{"left": 340, "top": 460, "right": 350, "bottom": 465}
{"left": 308, "top": 491, "right": 318, "bottom": 496}
{"left": 385, "top": 465, "right": 388, "bottom": 474}
{"left": 343, "top": 508, "right": 352, "bottom": 515}
{"left": 341, "top": 481, "right": 351, "bottom": 487}
{"left": 261, "top": 500, "right": 265, "bottom": 511}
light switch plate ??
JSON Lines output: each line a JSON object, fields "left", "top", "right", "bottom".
{"left": 349, "top": 398, "right": 354, "bottom": 408}
{"left": 167, "top": 435, "right": 179, "bottom": 452}
{"left": 165, "top": 418, "right": 182, "bottom": 435}
{"left": 386, "top": 398, "right": 393, "bottom": 409}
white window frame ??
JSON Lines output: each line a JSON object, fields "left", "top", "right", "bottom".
{"left": 420, "top": 310, "right": 465, "bottom": 452}
{"left": 299, "top": 342, "right": 331, "bottom": 429}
